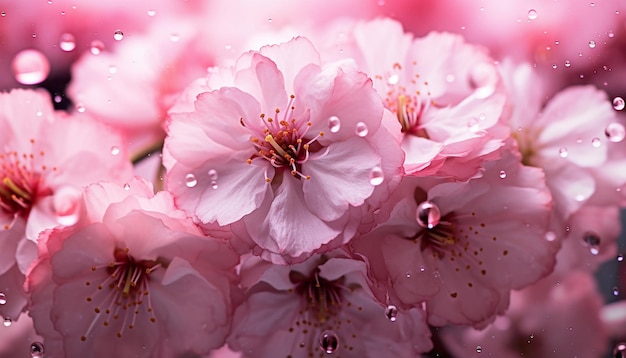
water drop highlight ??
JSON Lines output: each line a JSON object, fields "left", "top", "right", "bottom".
{"left": 355, "top": 122, "right": 369, "bottom": 137}
{"left": 185, "top": 174, "right": 198, "bottom": 188}
{"left": 59, "top": 33, "right": 76, "bottom": 52}
{"left": 113, "top": 30, "right": 124, "bottom": 41}
{"left": 369, "top": 166, "right": 384, "bottom": 186}
{"left": 605, "top": 123, "right": 626, "bottom": 142}
{"left": 613, "top": 97, "right": 625, "bottom": 110}
{"left": 319, "top": 330, "right": 339, "bottom": 354}
{"left": 416, "top": 201, "right": 441, "bottom": 229}
{"left": 11, "top": 50, "right": 50, "bottom": 85}
{"left": 30, "top": 342, "right": 44, "bottom": 358}
{"left": 328, "top": 116, "right": 341, "bottom": 133}
{"left": 385, "top": 305, "right": 398, "bottom": 322}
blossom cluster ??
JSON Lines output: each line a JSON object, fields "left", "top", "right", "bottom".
{"left": 1, "top": 1, "right": 626, "bottom": 357}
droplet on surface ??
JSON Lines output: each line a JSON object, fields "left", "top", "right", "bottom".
{"left": 614, "top": 342, "right": 626, "bottom": 358}
{"left": 328, "top": 116, "right": 341, "bottom": 133}
{"left": 369, "top": 167, "right": 384, "bottom": 186}
{"left": 416, "top": 201, "right": 441, "bottom": 229}
{"left": 476, "top": 345, "right": 483, "bottom": 353}
{"left": 387, "top": 74, "right": 399, "bottom": 85}
{"left": 499, "top": 170, "right": 507, "bottom": 179}
{"left": 59, "top": 33, "right": 76, "bottom": 52}
{"left": 110, "top": 146, "right": 120, "bottom": 156}
{"left": 319, "top": 330, "right": 339, "bottom": 354}
{"left": 355, "top": 122, "right": 368, "bottom": 137}
{"left": 185, "top": 174, "right": 197, "bottom": 188}
{"left": 385, "top": 305, "right": 398, "bottom": 322}
{"left": 123, "top": 183, "right": 130, "bottom": 191}
{"left": 589, "top": 40, "right": 596, "bottom": 49}
{"left": 558, "top": 147, "right": 568, "bottom": 158}
{"left": 0, "top": 293, "right": 6, "bottom": 305}
{"left": 565, "top": 60, "right": 571, "bottom": 67}
{"left": 613, "top": 286, "right": 620, "bottom": 296}
{"left": 0, "top": 11, "right": 5, "bottom": 17}
{"left": 147, "top": 9, "right": 156, "bottom": 16}
{"left": 113, "top": 29, "right": 124, "bottom": 41}
{"left": 3, "top": 317, "right": 11, "bottom": 327}
{"left": 618, "top": 254, "right": 624, "bottom": 262}
{"left": 613, "top": 97, "right": 625, "bottom": 110}
{"left": 545, "top": 231, "right": 557, "bottom": 242}
{"left": 591, "top": 137, "right": 601, "bottom": 148}
{"left": 582, "top": 232, "right": 601, "bottom": 255}
{"left": 467, "top": 118, "right": 480, "bottom": 133}
{"left": 527, "top": 9, "right": 537, "bottom": 20}
{"left": 11, "top": 49, "right": 50, "bottom": 85}
{"left": 30, "top": 342, "right": 44, "bottom": 358}
{"left": 90, "top": 40, "right": 105, "bottom": 55}
{"left": 75, "top": 103, "right": 86, "bottom": 113}
{"left": 208, "top": 169, "right": 218, "bottom": 189}
{"left": 605, "top": 123, "right": 626, "bottom": 142}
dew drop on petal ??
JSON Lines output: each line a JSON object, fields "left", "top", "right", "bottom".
{"left": 113, "top": 29, "right": 124, "bottom": 41}
{"left": 605, "top": 123, "right": 626, "bottom": 142}
{"left": 76, "top": 103, "right": 86, "bottom": 113}
{"left": 110, "top": 146, "right": 120, "bottom": 156}
{"left": 185, "top": 173, "right": 197, "bottom": 188}
{"left": 30, "top": 342, "right": 44, "bottom": 358}
{"left": 319, "top": 330, "right": 339, "bottom": 354}
{"left": 565, "top": 60, "right": 571, "bottom": 67}
{"left": 527, "top": 9, "right": 537, "bottom": 20}
{"left": 369, "top": 166, "right": 384, "bottom": 186}
{"left": 613, "top": 97, "right": 625, "bottom": 110}
{"left": 328, "top": 116, "right": 341, "bottom": 133}
{"left": 583, "top": 232, "right": 601, "bottom": 255}
{"left": 387, "top": 74, "right": 399, "bottom": 85}
{"left": 384, "top": 305, "right": 398, "bottom": 322}
{"left": 147, "top": 9, "right": 156, "bottom": 16}
{"left": 11, "top": 49, "right": 50, "bottom": 85}
{"left": 0, "top": 11, "right": 5, "bottom": 16}
{"left": 618, "top": 254, "right": 624, "bottom": 262}
{"left": 0, "top": 293, "right": 6, "bottom": 305}
{"left": 59, "top": 33, "right": 76, "bottom": 52}
{"left": 476, "top": 346, "right": 483, "bottom": 353}
{"left": 3, "top": 317, "right": 11, "bottom": 327}
{"left": 208, "top": 169, "right": 218, "bottom": 189}
{"left": 545, "top": 231, "right": 557, "bottom": 242}
{"left": 614, "top": 342, "right": 626, "bottom": 358}
{"left": 416, "top": 201, "right": 441, "bottom": 229}
{"left": 355, "top": 122, "right": 368, "bottom": 137}
{"left": 558, "top": 147, "right": 568, "bottom": 158}
{"left": 613, "top": 286, "right": 620, "bottom": 296}
{"left": 589, "top": 40, "right": 596, "bottom": 49}
{"left": 499, "top": 170, "right": 507, "bottom": 179}
{"left": 123, "top": 183, "right": 130, "bottom": 191}
{"left": 591, "top": 137, "right": 601, "bottom": 148}
{"left": 467, "top": 118, "right": 480, "bottom": 132}
{"left": 90, "top": 40, "right": 105, "bottom": 55}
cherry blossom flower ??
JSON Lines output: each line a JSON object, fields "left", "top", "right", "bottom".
{"left": 0, "top": 89, "right": 132, "bottom": 321}
{"left": 26, "top": 178, "right": 240, "bottom": 357}
{"left": 227, "top": 250, "right": 432, "bottom": 357}
{"left": 352, "top": 148, "right": 558, "bottom": 327}
{"left": 164, "top": 37, "right": 403, "bottom": 263}
{"left": 326, "top": 18, "right": 509, "bottom": 180}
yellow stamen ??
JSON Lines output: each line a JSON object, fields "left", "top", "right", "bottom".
{"left": 265, "top": 135, "right": 288, "bottom": 157}
{"left": 3, "top": 177, "right": 31, "bottom": 200}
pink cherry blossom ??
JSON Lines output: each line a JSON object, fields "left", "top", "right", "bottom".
{"left": 26, "top": 178, "right": 240, "bottom": 358}
{"left": 164, "top": 37, "right": 403, "bottom": 263}
{"left": 326, "top": 18, "right": 509, "bottom": 180}
{"left": 0, "top": 89, "right": 132, "bottom": 321}
{"left": 227, "top": 250, "right": 432, "bottom": 357}
{"left": 352, "top": 147, "right": 558, "bottom": 327}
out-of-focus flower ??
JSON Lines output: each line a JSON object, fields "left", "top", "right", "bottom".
{"left": 164, "top": 37, "right": 403, "bottom": 263}
{"left": 228, "top": 251, "right": 432, "bottom": 357}
{"left": 26, "top": 178, "right": 240, "bottom": 358}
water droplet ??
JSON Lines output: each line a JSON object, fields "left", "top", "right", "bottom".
{"left": 558, "top": 147, "right": 568, "bottom": 158}
{"left": 185, "top": 174, "right": 197, "bottom": 188}
{"left": 0, "top": 11, "right": 5, "bottom": 17}
{"left": 476, "top": 345, "right": 483, "bottom": 353}
{"left": 609, "top": 31, "right": 615, "bottom": 38}
{"left": 369, "top": 167, "right": 384, "bottom": 186}
{"left": 613, "top": 97, "right": 625, "bottom": 110}
{"left": 565, "top": 60, "right": 571, "bottom": 67}
{"left": 30, "top": 342, "right": 44, "bottom": 358}
{"left": 170, "top": 33, "right": 180, "bottom": 42}
{"left": 147, "top": 9, "right": 156, "bottom": 16}
{"left": 113, "top": 29, "right": 124, "bottom": 41}
{"left": 3, "top": 317, "right": 11, "bottom": 327}
{"left": 591, "top": 137, "right": 601, "bottom": 148}
{"left": 90, "top": 40, "right": 105, "bottom": 55}
{"left": 545, "top": 231, "right": 557, "bottom": 242}
{"left": 319, "top": 330, "right": 339, "bottom": 354}
{"left": 11, "top": 49, "right": 50, "bottom": 85}
{"left": 59, "top": 33, "right": 76, "bottom": 52}
{"left": 54, "top": 95, "right": 62, "bottom": 103}
{"left": 328, "top": 116, "right": 341, "bottom": 133}
{"left": 416, "top": 201, "right": 441, "bottom": 229}
{"left": 614, "top": 342, "right": 626, "bottom": 358}
{"left": 613, "top": 286, "right": 620, "bottom": 296}
{"left": 0, "top": 293, "right": 6, "bottom": 305}
{"left": 208, "top": 169, "right": 218, "bottom": 189}
{"left": 604, "top": 123, "right": 625, "bottom": 143}
{"left": 108, "top": 65, "right": 117, "bottom": 74}
{"left": 387, "top": 74, "right": 399, "bottom": 85}
{"left": 76, "top": 103, "right": 86, "bottom": 113}
{"left": 618, "top": 254, "right": 624, "bottom": 262}
{"left": 110, "top": 146, "right": 120, "bottom": 156}
{"left": 583, "top": 232, "right": 600, "bottom": 255}
{"left": 499, "top": 170, "right": 507, "bottom": 179}
{"left": 123, "top": 183, "right": 130, "bottom": 191}
{"left": 355, "top": 122, "right": 368, "bottom": 137}
{"left": 552, "top": 64, "right": 558, "bottom": 69}
{"left": 384, "top": 305, "right": 398, "bottom": 322}
{"left": 527, "top": 9, "right": 537, "bottom": 20}
{"left": 589, "top": 40, "right": 596, "bottom": 49}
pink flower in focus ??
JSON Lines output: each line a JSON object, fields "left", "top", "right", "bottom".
{"left": 26, "top": 178, "right": 239, "bottom": 357}
{"left": 329, "top": 19, "right": 509, "bottom": 180}
{"left": 164, "top": 37, "right": 403, "bottom": 263}
{"left": 0, "top": 89, "right": 132, "bottom": 321}
{"left": 228, "top": 251, "right": 433, "bottom": 357}
{"left": 352, "top": 148, "right": 558, "bottom": 327}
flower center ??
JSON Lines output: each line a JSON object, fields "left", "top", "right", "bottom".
{"left": 244, "top": 95, "right": 325, "bottom": 181}
{"left": 81, "top": 247, "right": 165, "bottom": 342}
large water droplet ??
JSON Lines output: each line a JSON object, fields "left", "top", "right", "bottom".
{"left": 328, "top": 116, "right": 341, "bottom": 133}
{"left": 618, "top": 254, "right": 624, "bottom": 262}
{"left": 3, "top": 317, "right": 11, "bottom": 327}
{"left": 113, "top": 29, "right": 124, "bottom": 41}
{"left": 527, "top": 9, "right": 537, "bottom": 20}
{"left": 110, "top": 146, "right": 120, "bottom": 156}
{"left": 123, "top": 183, "right": 131, "bottom": 191}
{"left": 208, "top": 169, "right": 218, "bottom": 189}
{"left": 59, "top": 33, "right": 76, "bottom": 52}
{"left": 614, "top": 342, "right": 626, "bottom": 358}
{"left": 498, "top": 170, "right": 507, "bottom": 179}
{"left": 589, "top": 40, "right": 597, "bottom": 49}
{"left": 565, "top": 60, "right": 571, "bottom": 67}
{"left": 90, "top": 40, "right": 105, "bottom": 55}
{"left": 613, "top": 97, "right": 625, "bottom": 110}
{"left": 369, "top": 167, "right": 384, "bottom": 186}
{"left": 185, "top": 174, "right": 198, "bottom": 188}
{"left": 30, "top": 342, "right": 45, "bottom": 358}
{"left": 591, "top": 137, "right": 601, "bottom": 148}
{"left": 355, "top": 122, "right": 368, "bottom": 137}
{"left": 583, "top": 232, "right": 600, "bottom": 255}
{"left": 385, "top": 305, "right": 398, "bottom": 322}
{"left": 11, "top": 49, "right": 50, "bottom": 85}
{"left": 0, "top": 293, "right": 6, "bottom": 305}
{"left": 319, "top": 330, "right": 339, "bottom": 354}
{"left": 476, "top": 345, "right": 483, "bottom": 353}
{"left": 605, "top": 123, "right": 626, "bottom": 142}
{"left": 416, "top": 201, "right": 441, "bottom": 229}
{"left": 558, "top": 147, "right": 568, "bottom": 158}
